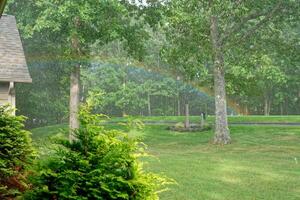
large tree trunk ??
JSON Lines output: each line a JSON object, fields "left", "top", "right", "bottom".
{"left": 69, "top": 17, "right": 81, "bottom": 142}
{"left": 122, "top": 71, "right": 127, "bottom": 116}
{"left": 210, "top": 16, "right": 231, "bottom": 145}
{"left": 69, "top": 64, "right": 80, "bottom": 141}
{"left": 147, "top": 93, "right": 151, "bottom": 116}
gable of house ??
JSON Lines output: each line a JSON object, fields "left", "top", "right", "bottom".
{"left": 0, "top": 15, "right": 32, "bottom": 83}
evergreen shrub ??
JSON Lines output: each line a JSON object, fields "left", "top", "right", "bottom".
{"left": 0, "top": 105, "right": 34, "bottom": 199}
{"left": 24, "top": 105, "right": 170, "bottom": 199}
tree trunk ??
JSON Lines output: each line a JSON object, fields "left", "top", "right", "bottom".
{"left": 285, "top": 97, "right": 288, "bottom": 115}
{"left": 210, "top": 16, "right": 231, "bottom": 145}
{"left": 200, "top": 113, "right": 205, "bottom": 128}
{"left": 298, "top": 91, "right": 300, "bottom": 114}
{"left": 122, "top": 71, "right": 126, "bottom": 116}
{"left": 245, "top": 104, "right": 249, "bottom": 115}
{"left": 184, "top": 103, "right": 190, "bottom": 128}
{"left": 177, "top": 96, "right": 181, "bottom": 116}
{"left": 268, "top": 99, "right": 272, "bottom": 115}
{"left": 147, "top": 93, "right": 151, "bottom": 116}
{"left": 173, "top": 98, "right": 176, "bottom": 116}
{"left": 280, "top": 103, "right": 283, "bottom": 115}
{"left": 69, "top": 64, "right": 80, "bottom": 141}
{"left": 264, "top": 97, "right": 269, "bottom": 116}
{"left": 69, "top": 18, "right": 81, "bottom": 142}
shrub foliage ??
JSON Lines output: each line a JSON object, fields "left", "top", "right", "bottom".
{"left": 24, "top": 105, "right": 169, "bottom": 199}
{"left": 0, "top": 106, "right": 34, "bottom": 199}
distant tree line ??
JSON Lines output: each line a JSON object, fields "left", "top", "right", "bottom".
{"left": 16, "top": 62, "right": 216, "bottom": 127}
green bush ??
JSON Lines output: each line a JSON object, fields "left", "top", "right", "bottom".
{"left": 0, "top": 106, "right": 34, "bottom": 199}
{"left": 24, "top": 105, "right": 170, "bottom": 199}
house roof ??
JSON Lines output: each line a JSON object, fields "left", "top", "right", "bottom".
{"left": 0, "top": 15, "right": 32, "bottom": 83}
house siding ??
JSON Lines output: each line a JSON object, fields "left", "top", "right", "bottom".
{"left": 0, "top": 82, "right": 9, "bottom": 105}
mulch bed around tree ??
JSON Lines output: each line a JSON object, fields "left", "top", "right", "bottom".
{"left": 167, "top": 124, "right": 212, "bottom": 132}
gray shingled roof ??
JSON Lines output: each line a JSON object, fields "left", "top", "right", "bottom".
{"left": 0, "top": 15, "right": 32, "bottom": 83}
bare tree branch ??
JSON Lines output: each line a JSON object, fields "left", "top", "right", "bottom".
{"left": 237, "top": 2, "right": 283, "bottom": 42}
{"left": 221, "top": 12, "right": 266, "bottom": 43}
{"left": 221, "top": 1, "right": 283, "bottom": 44}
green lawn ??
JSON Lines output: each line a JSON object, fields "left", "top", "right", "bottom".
{"left": 31, "top": 119, "right": 300, "bottom": 200}
{"left": 30, "top": 124, "right": 68, "bottom": 141}
{"left": 142, "top": 125, "right": 300, "bottom": 200}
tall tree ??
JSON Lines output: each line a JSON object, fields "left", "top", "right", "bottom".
{"left": 8, "top": 0, "right": 152, "bottom": 141}
{"left": 163, "top": 0, "right": 299, "bottom": 144}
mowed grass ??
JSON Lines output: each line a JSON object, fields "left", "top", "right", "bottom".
{"left": 141, "top": 125, "right": 300, "bottom": 200}
{"left": 30, "top": 124, "right": 68, "bottom": 141}
{"left": 31, "top": 119, "right": 300, "bottom": 200}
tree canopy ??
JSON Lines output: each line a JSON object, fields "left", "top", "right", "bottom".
{"left": 5, "top": 0, "right": 300, "bottom": 144}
